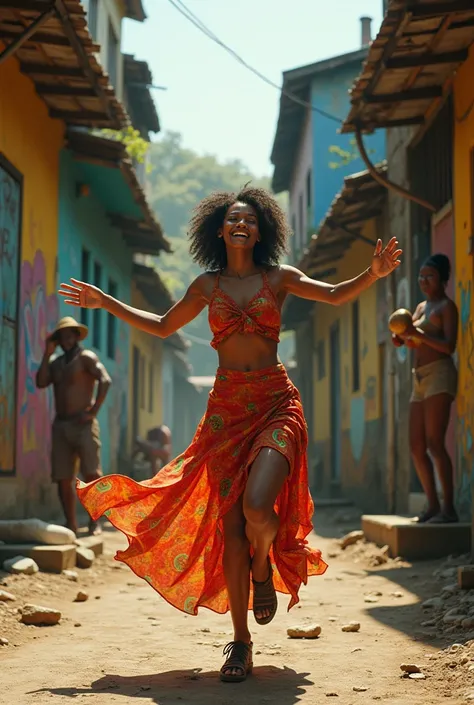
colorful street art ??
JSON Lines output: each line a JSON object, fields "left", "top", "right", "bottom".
{"left": 456, "top": 276, "right": 473, "bottom": 518}
{"left": 0, "top": 161, "right": 21, "bottom": 475}
{"left": 16, "top": 250, "right": 59, "bottom": 480}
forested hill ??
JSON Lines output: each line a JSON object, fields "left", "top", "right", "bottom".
{"left": 147, "top": 131, "right": 293, "bottom": 376}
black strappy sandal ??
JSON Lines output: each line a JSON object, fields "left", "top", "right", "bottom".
{"left": 220, "top": 641, "right": 253, "bottom": 683}
{"left": 252, "top": 556, "right": 278, "bottom": 626}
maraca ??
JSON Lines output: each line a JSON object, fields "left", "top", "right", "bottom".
{"left": 388, "top": 308, "right": 413, "bottom": 335}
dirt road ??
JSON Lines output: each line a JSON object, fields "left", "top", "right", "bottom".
{"left": 1, "top": 512, "right": 473, "bottom": 705}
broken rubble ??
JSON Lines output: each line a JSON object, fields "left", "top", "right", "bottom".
{"left": 422, "top": 597, "right": 443, "bottom": 609}
{"left": 339, "top": 530, "right": 364, "bottom": 550}
{"left": 3, "top": 556, "right": 39, "bottom": 575}
{"left": 287, "top": 624, "right": 321, "bottom": 639}
{"left": 76, "top": 546, "right": 95, "bottom": 569}
{"left": 20, "top": 604, "right": 61, "bottom": 626}
{"left": 62, "top": 570, "right": 78, "bottom": 581}
{"left": 0, "top": 589, "right": 16, "bottom": 602}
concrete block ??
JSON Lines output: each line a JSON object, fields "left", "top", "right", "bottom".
{"left": 0, "top": 544, "right": 76, "bottom": 573}
{"left": 458, "top": 565, "right": 474, "bottom": 590}
{"left": 76, "top": 535, "right": 103, "bottom": 557}
{"left": 362, "top": 515, "right": 471, "bottom": 561}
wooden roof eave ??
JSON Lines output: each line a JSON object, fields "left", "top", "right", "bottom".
{"left": 0, "top": 0, "right": 129, "bottom": 130}
{"left": 341, "top": 0, "right": 474, "bottom": 135}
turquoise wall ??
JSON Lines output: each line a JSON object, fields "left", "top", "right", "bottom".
{"left": 57, "top": 150, "right": 131, "bottom": 475}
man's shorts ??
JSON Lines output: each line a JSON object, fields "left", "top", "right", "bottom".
{"left": 51, "top": 417, "right": 102, "bottom": 482}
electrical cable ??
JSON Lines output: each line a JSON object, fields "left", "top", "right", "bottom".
{"left": 166, "top": 0, "right": 343, "bottom": 124}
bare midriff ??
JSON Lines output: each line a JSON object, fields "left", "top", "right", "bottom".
{"left": 413, "top": 306, "right": 450, "bottom": 368}
{"left": 216, "top": 333, "right": 280, "bottom": 372}
{"left": 51, "top": 353, "right": 96, "bottom": 419}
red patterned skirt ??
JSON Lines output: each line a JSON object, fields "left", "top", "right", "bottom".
{"left": 77, "top": 363, "right": 327, "bottom": 615}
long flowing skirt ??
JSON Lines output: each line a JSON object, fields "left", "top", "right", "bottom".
{"left": 77, "top": 363, "right": 328, "bottom": 615}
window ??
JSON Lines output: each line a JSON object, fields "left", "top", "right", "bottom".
{"left": 306, "top": 169, "right": 312, "bottom": 210}
{"left": 148, "top": 361, "right": 154, "bottom": 413}
{"left": 352, "top": 301, "right": 360, "bottom": 392}
{"left": 317, "top": 340, "right": 325, "bottom": 380}
{"left": 85, "top": 0, "right": 98, "bottom": 39}
{"left": 107, "top": 278, "right": 117, "bottom": 359}
{"left": 93, "top": 262, "right": 102, "bottom": 349}
{"left": 107, "top": 19, "right": 119, "bottom": 88}
{"left": 80, "top": 249, "right": 90, "bottom": 327}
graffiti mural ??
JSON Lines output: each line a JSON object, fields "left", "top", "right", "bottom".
{"left": 0, "top": 160, "right": 21, "bottom": 475}
{"left": 16, "top": 250, "right": 59, "bottom": 479}
{"left": 456, "top": 276, "right": 474, "bottom": 517}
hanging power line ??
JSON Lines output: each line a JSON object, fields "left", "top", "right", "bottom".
{"left": 166, "top": 0, "right": 343, "bottom": 124}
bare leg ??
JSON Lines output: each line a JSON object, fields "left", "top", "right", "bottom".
{"left": 243, "top": 447, "right": 289, "bottom": 620}
{"left": 409, "top": 401, "right": 440, "bottom": 518}
{"left": 222, "top": 496, "right": 251, "bottom": 678}
{"left": 425, "top": 393, "right": 456, "bottom": 517}
{"left": 83, "top": 472, "right": 103, "bottom": 535}
{"left": 57, "top": 480, "right": 78, "bottom": 534}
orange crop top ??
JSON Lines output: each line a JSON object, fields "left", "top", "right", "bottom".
{"left": 208, "top": 271, "right": 281, "bottom": 350}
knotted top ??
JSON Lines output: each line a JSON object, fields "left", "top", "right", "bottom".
{"left": 208, "top": 271, "right": 281, "bottom": 350}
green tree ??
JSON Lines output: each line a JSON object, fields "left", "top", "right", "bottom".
{"left": 147, "top": 132, "right": 292, "bottom": 375}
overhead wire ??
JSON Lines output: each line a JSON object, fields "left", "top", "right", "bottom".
{"left": 166, "top": 0, "right": 343, "bottom": 124}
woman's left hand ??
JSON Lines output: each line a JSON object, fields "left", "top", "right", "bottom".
{"left": 370, "top": 238, "right": 403, "bottom": 278}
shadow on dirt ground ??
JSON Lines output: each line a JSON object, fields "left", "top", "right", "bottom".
{"left": 29, "top": 666, "right": 314, "bottom": 704}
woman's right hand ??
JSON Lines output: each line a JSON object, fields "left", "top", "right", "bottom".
{"left": 58, "top": 278, "right": 104, "bottom": 309}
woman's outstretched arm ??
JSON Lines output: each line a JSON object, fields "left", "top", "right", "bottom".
{"left": 282, "top": 237, "right": 402, "bottom": 306}
{"left": 58, "top": 274, "right": 209, "bottom": 338}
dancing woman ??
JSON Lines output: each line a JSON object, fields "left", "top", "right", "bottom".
{"left": 59, "top": 187, "right": 401, "bottom": 682}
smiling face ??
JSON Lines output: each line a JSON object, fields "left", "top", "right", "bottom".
{"left": 418, "top": 265, "right": 443, "bottom": 298}
{"left": 219, "top": 202, "right": 260, "bottom": 250}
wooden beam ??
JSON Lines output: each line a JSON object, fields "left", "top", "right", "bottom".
{"left": 37, "top": 83, "right": 97, "bottom": 96}
{"left": 406, "top": 1, "right": 474, "bottom": 17}
{"left": 0, "top": 5, "right": 55, "bottom": 64}
{"left": 0, "top": 28, "right": 70, "bottom": 46}
{"left": 0, "top": 0, "right": 53, "bottom": 8}
{"left": 50, "top": 108, "right": 109, "bottom": 122}
{"left": 364, "top": 85, "right": 442, "bottom": 104}
{"left": 21, "top": 62, "right": 85, "bottom": 77}
{"left": 385, "top": 49, "right": 469, "bottom": 70}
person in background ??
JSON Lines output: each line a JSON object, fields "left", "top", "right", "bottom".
{"left": 132, "top": 425, "right": 172, "bottom": 476}
{"left": 36, "top": 316, "right": 111, "bottom": 536}
{"left": 392, "top": 254, "right": 458, "bottom": 524}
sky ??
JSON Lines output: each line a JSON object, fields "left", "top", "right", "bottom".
{"left": 122, "top": 0, "right": 384, "bottom": 178}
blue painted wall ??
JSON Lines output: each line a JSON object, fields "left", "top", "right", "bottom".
{"left": 57, "top": 150, "right": 131, "bottom": 476}
{"left": 310, "top": 61, "right": 386, "bottom": 226}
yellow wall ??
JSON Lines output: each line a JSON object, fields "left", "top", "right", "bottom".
{"left": 312, "top": 220, "right": 381, "bottom": 444}
{"left": 453, "top": 44, "right": 474, "bottom": 515}
{"left": 127, "top": 283, "right": 164, "bottom": 451}
{"left": 0, "top": 51, "right": 64, "bottom": 516}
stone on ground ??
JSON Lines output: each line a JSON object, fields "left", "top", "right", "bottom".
{"left": 287, "top": 624, "right": 322, "bottom": 639}
{"left": 400, "top": 663, "right": 422, "bottom": 674}
{"left": 20, "top": 604, "right": 61, "bottom": 626}
{"left": 62, "top": 570, "right": 78, "bottom": 581}
{"left": 74, "top": 591, "right": 89, "bottom": 603}
{"left": 3, "top": 556, "right": 39, "bottom": 575}
{"left": 342, "top": 621, "right": 360, "bottom": 632}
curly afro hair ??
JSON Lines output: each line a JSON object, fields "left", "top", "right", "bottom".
{"left": 188, "top": 186, "right": 290, "bottom": 271}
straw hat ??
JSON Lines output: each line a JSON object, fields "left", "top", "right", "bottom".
{"left": 49, "top": 316, "right": 88, "bottom": 342}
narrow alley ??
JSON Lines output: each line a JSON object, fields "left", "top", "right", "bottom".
{"left": 2, "top": 512, "right": 473, "bottom": 705}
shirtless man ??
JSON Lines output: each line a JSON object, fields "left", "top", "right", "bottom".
{"left": 132, "top": 425, "right": 172, "bottom": 477}
{"left": 36, "top": 316, "right": 111, "bottom": 535}
{"left": 392, "top": 253, "right": 458, "bottom": 524}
